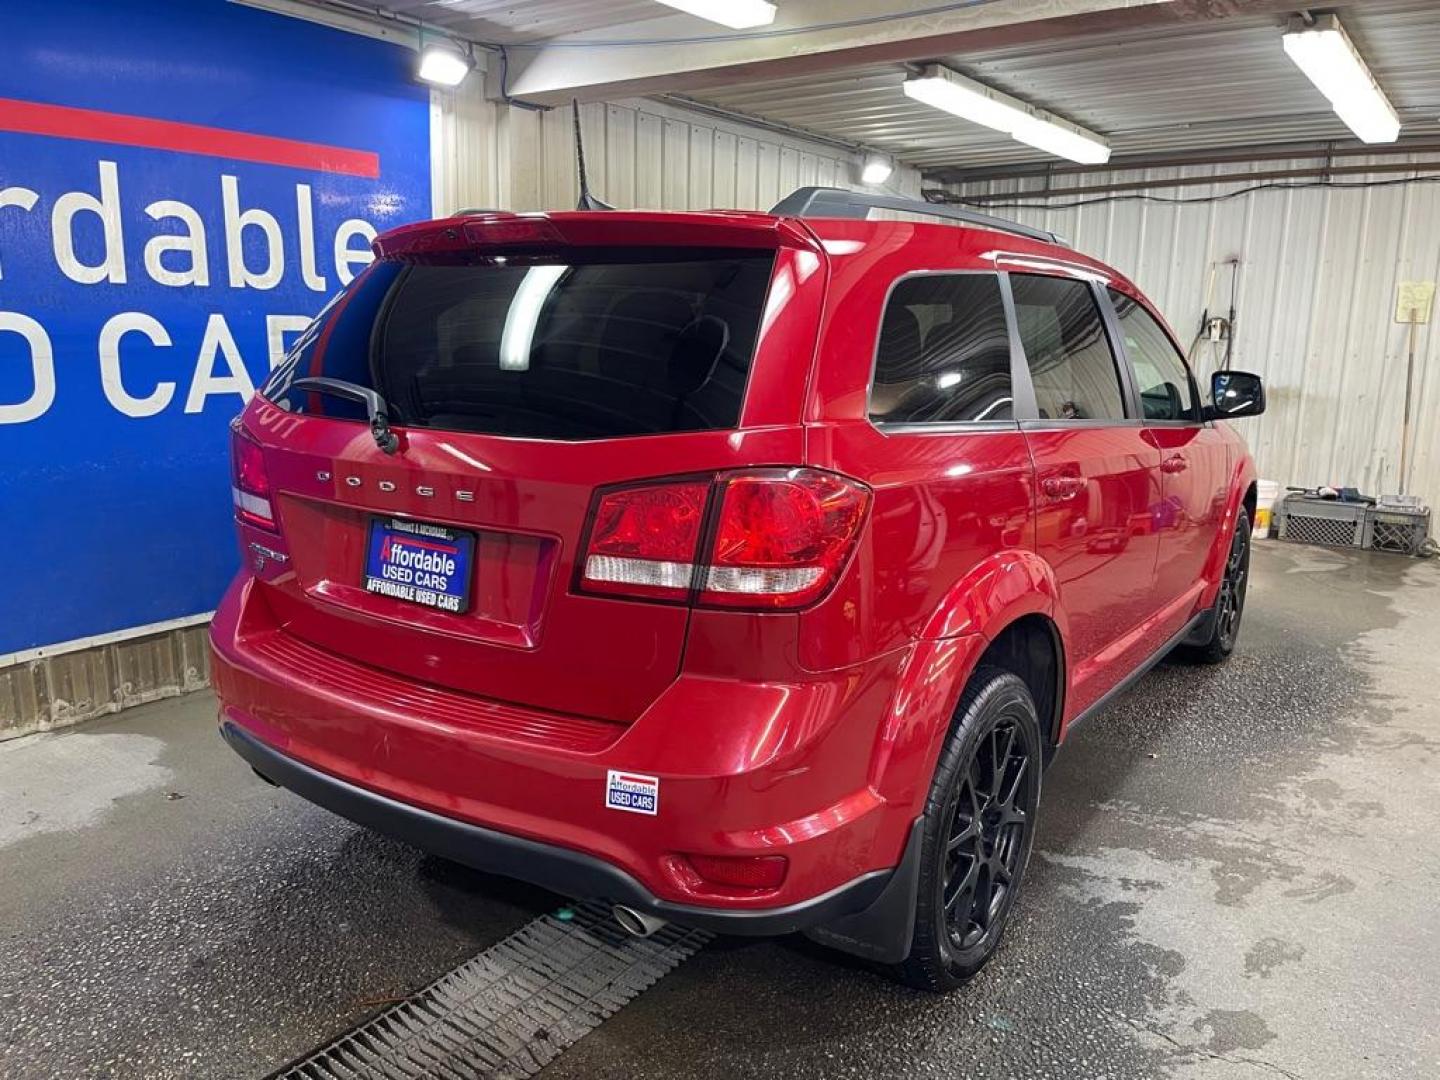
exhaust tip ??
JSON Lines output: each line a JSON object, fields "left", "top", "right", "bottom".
{"left": 612, "top": 905, "right": 666, "bottom": 939}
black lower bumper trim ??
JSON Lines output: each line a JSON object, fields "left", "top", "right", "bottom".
{"left": 221, "top": 721, "right": 896, "bottom": 939}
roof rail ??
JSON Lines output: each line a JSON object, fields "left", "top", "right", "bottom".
{"left": 769, "top": 186, "right": 1062, "bottom": 245}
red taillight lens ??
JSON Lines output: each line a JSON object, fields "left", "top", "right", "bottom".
{"left": 230, "top": 422, "right": 275, "bottom": 531}
{"left": 699, "top": 469, "right": 870, "bottom": 609}
{"left": 578, "top": 469, "right": 869, "bottom": 610}
{"left": 681, "top": 853, "right": 789, "bottom": 892}
{"left": 580, "top": 480, "right": 710, "bottom": 600}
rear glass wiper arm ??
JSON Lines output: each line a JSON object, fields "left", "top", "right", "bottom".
{"left": 291, "top": 377, "right": 400, "bottom": 455}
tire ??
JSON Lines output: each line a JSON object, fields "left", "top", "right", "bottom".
{"left": 1181, "top": 508, "right": 1251, "bottom": 665}
{"left": 895, "top": 666, "right": 1043, "bottom": 992}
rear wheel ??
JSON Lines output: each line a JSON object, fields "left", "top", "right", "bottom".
{"left": 895, "top": 667, "right": 1042, "bottom": 992}
{"left": 1181, "top": 508, "right": 1251, "bottom": 665}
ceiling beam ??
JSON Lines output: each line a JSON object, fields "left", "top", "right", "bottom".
{"left": 497, "top": 0, "right": 1272, "bottom": 107}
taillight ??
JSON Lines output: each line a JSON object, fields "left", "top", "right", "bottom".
{"left": 230, "top": 422, "right": 275, "bottom": 531}
{"left": 700, "top": 469, "right": 870, "bottom": 609}
{"left": 578, "top": 469, "right": 869, "bottom": 610}
{"left": 581, "top": 480, "right": 710, "bottom": 601}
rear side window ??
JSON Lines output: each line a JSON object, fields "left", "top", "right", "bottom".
{"left": 1108, "top": 288, "right": 1197, "bottom": 421}
{"left": 869, "top": 274, "right": 1013, "bottom": 425}
{"left": 1011, "top": 274, "right": 1126, "bottom": 422}
{"left": 265, "top": 249, "right": 775, "bottom": 440}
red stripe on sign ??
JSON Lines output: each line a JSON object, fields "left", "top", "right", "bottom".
{"left": 393, "top": 538, "right": 458, "bottom": 554}
{"left": 617, "top": 775, "right": 655, "bottom": 785}
{"left": 0, "top": 97, "right": 380, "bottom": 178}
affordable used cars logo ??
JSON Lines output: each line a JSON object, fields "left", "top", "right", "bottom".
{"left": 0, "top": 97, "right": 386, "bottom": 425}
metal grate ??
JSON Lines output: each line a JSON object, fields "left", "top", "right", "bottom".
{"left": 1283, "top": 514, "right": 1364, "bottom": 547}
{"left": 271, "top": 903, "right": 709, "bottom": 1080}
{"left": 1276, "top": 495, "right": 1367, "bottom": 548}
{"left": 1366, "top": 511, "right": 1431, "bottom": 555}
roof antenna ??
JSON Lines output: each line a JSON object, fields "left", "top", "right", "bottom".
{"left": 573, "top": 99, "right": 613, "bottom": 211}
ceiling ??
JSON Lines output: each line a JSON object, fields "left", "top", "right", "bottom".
{"left": 292, "top": 0, "right": 1440, "bottom": 177}
{"left": 683, "top": 0, "right": 1440, "bottom": 178}
{"left": 367, "top": 0, "right": 661, "bottom": 45}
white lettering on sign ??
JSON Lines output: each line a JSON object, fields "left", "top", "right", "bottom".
{"left": 222, "top": 174, "right": 284, "bottom": 291}
{"left": 334, "top": 218, "right": 377, "bottom": 286}
{"left": 143, "top": 199, "right": 210, "bottom": 288}
{"left": 185, "top": 314, "right": 255, "bottom": 414}
{"left": 295, "top": 184, "right": 327, "bottom": 293}
{"left": 0, "top": 186, "right": 40, "bottom": 281}
{"left": 53, "top": 160, "right": 127, "bottom": 285}
{"left": 99, "top": 312, "right": 174, "bottom": 418}
{"left": 0, "top": 157, "right": 384, "bottom": 425}
{"left": 0, "top": 313, "right": 56, "bottom": 424}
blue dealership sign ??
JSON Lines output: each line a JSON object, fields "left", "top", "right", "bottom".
{"left": 0, "top": 0, "right": 431, "bottom": 654}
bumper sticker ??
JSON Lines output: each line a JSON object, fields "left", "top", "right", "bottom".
{"left": 606, "top": 770, "right": 659, "bottom": 816}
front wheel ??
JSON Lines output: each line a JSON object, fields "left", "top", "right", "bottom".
{"left": 895, "top": 667, "right": 1042, "bottom": 992}
{"left": 1181, "top": 508, "right": 1251, "bottom": 665}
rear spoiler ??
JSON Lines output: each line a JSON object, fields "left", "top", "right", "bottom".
{"left": 373, "top": 211, "right": 821, "bottom": 260}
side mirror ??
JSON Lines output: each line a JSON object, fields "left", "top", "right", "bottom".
{"left": 1205, "top": 370, "right": 1265, "bottom": 420}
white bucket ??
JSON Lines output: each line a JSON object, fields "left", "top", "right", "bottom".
{"left": 1254, "top": 479, "right": 1280, "bottom": 538}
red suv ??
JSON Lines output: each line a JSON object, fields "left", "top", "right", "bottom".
{"left": 212, "top": 187, "right": 1264, "bottom": 991}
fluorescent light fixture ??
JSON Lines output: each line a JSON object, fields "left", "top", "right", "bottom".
{"left": 654, "top": 0, "right": 776, "bottom": 29}
{"left": 861, "top": 155, "right": 894, "bottom": 185}
{"left": 903, "top": 67, "right": 1031, "bottom": 134}
{"left": 1011, "top": 114, "right": 1111, "bottom": 166}
{"left": 1282, "top": 15, "right": 1400, "bottom": 144}
{"left": 903, "top": 64, "right": 1111, "bottom": 166}
{"left": 417, "top": 45, "right": 473, "bottom": 88}
{"left": 500, "top": 265, "right": 567, "bottom": 371}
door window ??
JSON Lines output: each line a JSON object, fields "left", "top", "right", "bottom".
{"left": 869, "top": 273, "right": 1013, "bottom": 425}
{"left": 1010, "top": 274, "right": 1126, "bottom": 422}
{"left": 1108, "top": 288, "right": 1198, "bottom": 421}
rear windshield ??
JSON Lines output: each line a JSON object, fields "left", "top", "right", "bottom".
{"left": 263, "top": 249, "right": 776, "bottom": 440}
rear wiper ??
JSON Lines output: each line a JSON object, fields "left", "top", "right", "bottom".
{"left": 291, "top": 377, "right": 400, "bottom": 455}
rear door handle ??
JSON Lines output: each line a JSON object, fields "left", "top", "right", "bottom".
{"left": 1041, "top": 475, "right": 1086, "bottom": 500}
{"left": 1161, "top": 454, "right": 1188, "bottom": 474}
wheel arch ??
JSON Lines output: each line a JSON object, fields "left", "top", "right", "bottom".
{"left": 972, "top": 613, "right": 1066, "bottom": 755}
{"left": 1199, "top": 457, "right": 1259, "bottom": 606}
{"left": 872, "top": 550, "right": 1070, "bottom": 805}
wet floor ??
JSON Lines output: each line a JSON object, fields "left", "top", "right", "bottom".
{"left": 2, "top": 542, "right": 1438, "bottom": 1079}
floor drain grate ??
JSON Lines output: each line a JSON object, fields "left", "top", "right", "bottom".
{"left": 271, "top": 902, "right": 710, "bottom": 1080}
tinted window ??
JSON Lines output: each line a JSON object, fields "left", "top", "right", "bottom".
{"left": 869, "top": 274, "right": 1013, "bottom": 424}
{"left": 1108, "top": 288, "right": 1197, "bottom": 421}
{"left": 1011, "top": 274, "right": 1126, "bottom": 422}
{"left": 265, "top": 249, "right": 775, "bottom": 440}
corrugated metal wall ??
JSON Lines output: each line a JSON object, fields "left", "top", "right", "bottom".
{"left": 432, "top": 86, "right": 922, "bottom": 216}
{"left": 1, "top": 627, "right": 211, "bottom": 740}
{"left": 950, "top": 158, "right": 1440, "bottom": 511}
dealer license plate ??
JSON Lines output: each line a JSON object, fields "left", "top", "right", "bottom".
{"left": 362, "top": 517, "right": 475, "bottom": 614}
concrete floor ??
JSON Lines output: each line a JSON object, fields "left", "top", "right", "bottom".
{"left": 2, "top": 541, "right": 1438, "bottom": 1080}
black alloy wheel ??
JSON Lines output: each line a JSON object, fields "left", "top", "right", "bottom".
{"left": 1216, "top": 511, "right": 1251, "bottom": 651}
{"left": 941, "top": 714, "right": 1033, "bottom": 952}
{"left": 897, "top": 667, "right": 1042, "bottom": 991}
{"left": 1183, "top": 508, "right": 1251, "bottom": 664}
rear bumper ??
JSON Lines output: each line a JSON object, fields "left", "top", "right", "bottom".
{"left": 224, "top": 719, "right": 910, "bottom": 939}
{"left": 210, "top": 574, "right": 925, "bottom": 932}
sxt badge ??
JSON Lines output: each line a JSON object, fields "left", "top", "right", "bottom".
{"left": 605, "top": 770, "right": 659, "bottom": 816}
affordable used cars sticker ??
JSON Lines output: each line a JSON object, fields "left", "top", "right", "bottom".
{"left": 605, "top": 771, "right": 659, "bottom": 816}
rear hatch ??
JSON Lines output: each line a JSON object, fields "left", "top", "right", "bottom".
{"left": 234, "top": 211, "right": 824, "bottom": 723}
